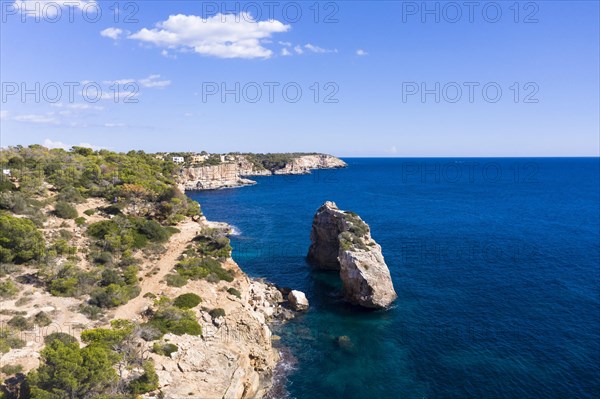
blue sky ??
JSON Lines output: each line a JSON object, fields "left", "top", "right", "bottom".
{"left": 0, "top": 0, "right": 598, "bottom": 156}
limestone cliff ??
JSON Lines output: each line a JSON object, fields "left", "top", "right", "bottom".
{"left": 149, "top": 263, "right": 290, "bottom": 399}
{"left": 178, "top": 154, "right": 346, "bottom": 191}
{"left": 307, "top": 202, "right": 397, "bottom": 309}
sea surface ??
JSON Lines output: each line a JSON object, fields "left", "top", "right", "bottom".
{"left": 187, "top": 158, "right": 600, "bottom": 399}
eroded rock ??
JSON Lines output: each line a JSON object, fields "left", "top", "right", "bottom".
{"left": 288, "top": 290, "right": 309, "bottom": 311}
{"left": 307, "top": 202, "right": 397, "bottom": 309}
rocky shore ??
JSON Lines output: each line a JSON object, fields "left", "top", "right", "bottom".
{"left": 148, "top": 259, "right": 297, "bottom": 399}
{"left": 178, "top": 154, "right": 346, "bottom": 191}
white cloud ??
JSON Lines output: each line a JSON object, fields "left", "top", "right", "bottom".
{"left": 293, "top": 45, "right": 303, "bottom": 54}
{"left": 43, "top": 138, "right": 104, "bottom": 150}
{"left": 13, "top": 0, "right": 96, "bottom": 18}
{"left": 279, "top": 41, "right": 292, "bottom": 47}
{"left": 103, "top": 78, "right": 136, "bottom": 85}
{"left": 161, "top": 49, "right": 177, "bottom": 59}
{"left": 103, "top": 123, "right": 126, "bottom": 128}
{"left": 139, "top": 74, "right": 171, "bottom": 88}
{"left": 127, "top": 13, "right": 290, "bottom": 59}
{"left": 304, "top": 43, "right": 337, "bottom": 54}
{"left": 51, "top": 103, "right": 104, "bottom": 110}
{"left": 100, "top": 28, "right": 124, "bottom": 40}
{"left": 281, "top": 48, "right": 291, "bottom": 56}
{"left": 12, "top": 113, "right": 59, "bottom": 124}
{"left": 43, "top": 139, "right": 69, "bottom": 149}
{"left": 356, "top": 49, "right": 368, "bottom": 56}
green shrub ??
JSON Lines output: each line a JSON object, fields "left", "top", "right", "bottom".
{"left": 128, "top": 360, "right": 159, "bottom": 394}
{"left": 79, "top": 304, "right": 104, "bottom": 320}
{"left": 0, "top": 213, "right": 45, "bottom": 263}
{"left": 144, "top": 307, "right": 202, "bottom": 338}
{"left": 34, "top": 311, "right": 53, "bottom": 327}
{"left": 344, "top": 212, "right": 370, "bottom": 237}
{"left": 49, "top": 276, "right": 79, "bottom": 297}
{"left": 0, "top": 280, "right": 18, "bottom": 298}
{"left": 43, "top": 332, "right": 78, "bottom": 346}
{"left": 75, "top": 216, "right": 86, "bottom": 226}
{"left": 8, "top": 315, "right": 32, "bottom": 331}
{"left": 0, "top": 364, "right": 23, "bottom": 375}
{"left": 136, "top": 219, "right": 171, "bottom": 242}
{"left": 209, "top": 308, "right": 226, "bottom": 319}
{"left": 89, "top": 283, "right": 140, "bottom": 308}
{"left": 227, "top": 287, "right": 241, "bottom": 299}
{"left": 57, "top": 187, "right": 85, "bottom": 203}
{"left": 83, "top": 209, "right": 96, "bottom": 216}
{"left": 26, "top": 339, "right": 118, "bottom": 398}
{"left": 151, "top": 342, "right": 178, "bottom": 357}
{"left": 0, "top": 179, "right": 16, "bottom": 192}
{"left": 175, "top": 257, "right": 234, "bottom": 283}
{"left": 173, "top": 293, "right": 202, "bottom": 309}
{"left": 54, "top": 201, "right": 78, "bottom": 219}
{"left": 0, "top": 330, "right": 26, "bottom": 353}
{"left": 165, "top": 273, "right": 188, "bottom": 287}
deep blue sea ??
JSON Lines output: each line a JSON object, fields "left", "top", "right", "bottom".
{"left": 187, "top": 158, "right": 600, "bottom": 399}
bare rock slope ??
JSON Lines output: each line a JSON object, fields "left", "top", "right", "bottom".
{"left": 307, "top": 201, "right": 397, "bottom": 309}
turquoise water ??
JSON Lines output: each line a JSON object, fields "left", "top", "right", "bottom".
{"left": 188, "top": 158, "right": 600, "bottom": 398}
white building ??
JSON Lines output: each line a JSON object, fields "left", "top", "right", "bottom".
{"left": 172, "top": 157, "right": 185, "bottom": 164}
{"left": 2, "top": 169, "right": 10, "bottom": 176}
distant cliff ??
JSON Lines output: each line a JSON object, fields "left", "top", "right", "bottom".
{"left": 178, "top": 154, "right": 347, "bottom": 191}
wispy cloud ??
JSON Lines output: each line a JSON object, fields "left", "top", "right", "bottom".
{"left": 356, "top": 49, "right": 368, "bottom": 56}
{"left": 100, "top": 27, "right": 125, "bottom": 40}
{"left": 11, "top": 113, "right": 60, "bottom": 125}
{"left": 139, "top": 75, "right": 171, "bottom": 88}
{"left": 304, "top": 43, "right": 338, "bottom": 54}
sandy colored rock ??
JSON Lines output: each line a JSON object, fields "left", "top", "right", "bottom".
{"left": 307, "top": 202, "right": 397, "bottom": 309}
{"left": 288, "top": 290, "right": 309, "bottom": 311}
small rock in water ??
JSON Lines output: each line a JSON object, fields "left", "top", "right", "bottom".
{"left": 336, "top": 335, "right": 355, "bottom": 352}
{"left": 288, "top": 290, "right": 309, "bottom": 311}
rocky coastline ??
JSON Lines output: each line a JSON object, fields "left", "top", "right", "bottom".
{"left": 178, "top": 154, "right": 346, "bottom": 191}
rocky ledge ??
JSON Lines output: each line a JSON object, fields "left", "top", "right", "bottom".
{"left": 307, "top": 201, "right": 397, "bottom": 309}
{"left": 178, "top": 154, "right": 346, "bottom": 191}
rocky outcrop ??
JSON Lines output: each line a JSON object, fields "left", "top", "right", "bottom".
{"left": 272, "top": 154, "right": 347, "bottom": 175}
{"left": 288, "top": 290, "right": 309, "bottom": 311}
{"left": 178, "top": 154, "right": 346, "bottom": 191}
{"left": 149, "top": 264, "right": 295, "bottom": 399}
{"left": 307, "top": 202, "right": 397, "bottom": 309}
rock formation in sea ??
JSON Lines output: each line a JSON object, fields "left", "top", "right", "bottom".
{"left": 288, "top": 290, "right": 309, "bottom": 311}
{"left": 307, "top": 201, "right": 397, "bottom": 309}
{"left": 178, "top": 154, "right": 347, "bottom": 191}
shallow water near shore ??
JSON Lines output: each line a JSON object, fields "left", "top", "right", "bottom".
{"left": 188, "top": 158, "right": 600, "bottom": 399}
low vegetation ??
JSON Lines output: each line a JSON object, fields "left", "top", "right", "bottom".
{"left": 227, "top": 287, "right": 241, "bottom": 299}
{"left": 0, "top": 145, "right": 208, "bottom": 397}
{"left": 151, "top": 342, "right": 179, "bottom": 357}
{"left": 173, "top": 293, "right": 202, "bottom": 309}
{"left": 140, "top": 297, "right": 202, "bottom": 340}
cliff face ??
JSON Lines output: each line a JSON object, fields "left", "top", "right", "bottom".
{"left": 307, "top": 202, "right": 397, "bottom": 309}
{"left": 178, "top": 162, "right": 261, "bottom": 190}
{"left": 178, "top": 154, "right": 346, "bottom": 191}
{"left": 151, "top": 263, "right": 288, "bottom": 399}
